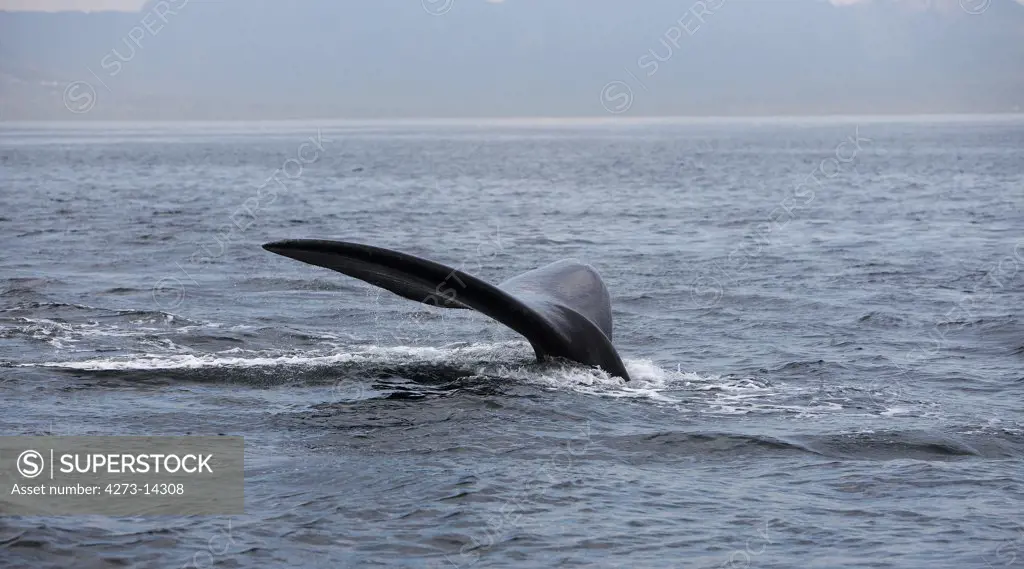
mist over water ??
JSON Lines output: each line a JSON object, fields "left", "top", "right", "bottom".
{"left": 0, "top": 117, "right": 1022, "bottom": 567}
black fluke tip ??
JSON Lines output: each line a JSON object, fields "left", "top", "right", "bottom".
{"left": 262, "top": 241, "right": 289, "bottom": 253}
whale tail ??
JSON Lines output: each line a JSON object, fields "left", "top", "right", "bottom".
{"left": 262, "top": 239, "right": 630, "bottom": 381}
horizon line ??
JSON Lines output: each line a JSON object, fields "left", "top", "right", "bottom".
{"left": 2, "top": 112, "right": 1024, "bottom": 127}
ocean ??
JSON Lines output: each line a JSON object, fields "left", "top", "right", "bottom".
{"left": 1, "top": 116, "right": 1022, "bottom": 568}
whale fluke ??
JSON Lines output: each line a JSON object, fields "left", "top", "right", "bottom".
{"left": 262, "top": 239, "right": 630, "bottom": 381}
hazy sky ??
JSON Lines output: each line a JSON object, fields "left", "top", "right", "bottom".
{"left": 2, "top": 0, "right": 1023, "bottom": 119}
{"left": 4, "top": 0, "right": 1023, "bottom": 10}
{"left": 0, "top": 0, "right": 144, "bottom": 11}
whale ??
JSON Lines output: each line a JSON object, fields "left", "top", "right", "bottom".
{"left": 262, "top": 240, "right": 631, "bottom": 381}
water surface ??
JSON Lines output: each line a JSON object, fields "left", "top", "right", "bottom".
{"left": 1, "top": 117, "right": 1022, "bottom": 568}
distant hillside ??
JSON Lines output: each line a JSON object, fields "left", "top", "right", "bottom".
{"left": 1, "top": 0, "right": 1023, "bottom": 119}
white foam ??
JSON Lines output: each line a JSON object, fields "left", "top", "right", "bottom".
{"left": 25, "top": 342, "right": 531, "bottom": 371}
{"left": 3, "top": 318, "right": 76, "bottom": 348}
{"left": 880, "top": 406, "right": 914, "bottom": 417}
{"left": 23, "top": 344, "right": 830, "bottom": 412}
{"left": 2, "top": 316, "right": 219, "bottom": 352}
{"left": 486, "top": 359, "right": 726, "bottom": 403}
